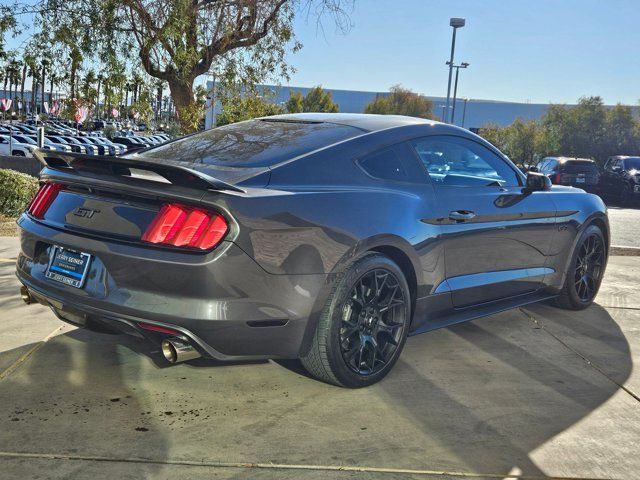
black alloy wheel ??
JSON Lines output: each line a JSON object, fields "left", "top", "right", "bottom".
{"left": 301, "top": 253, "right": 411, "bottom": 387}
{"left": 574, "top": 233, "right": 604, "bottom": 302}
{"left": 339, "top": 269, "right": 407, "bottom": 376}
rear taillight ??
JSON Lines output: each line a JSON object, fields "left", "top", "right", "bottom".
{"left": 141, "top": 203, "right": 229, "bottom": 250}
{"left": 27, "top": 183, "right": 64, "bottom": 219}
{"left": 553, "top": 173, "right": 562, "bottom": 184}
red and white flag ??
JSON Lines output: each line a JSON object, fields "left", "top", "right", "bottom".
{"left": 112, "top": 108, "right": 119, "bottom": 118}
{"left": 75, "top": 106, "right": 89, "bottom": 124}
{"left": 0, "top": 99, "right": 12, "bottom": 111}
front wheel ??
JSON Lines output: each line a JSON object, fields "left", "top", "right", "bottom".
{"left": 301, "top": 253, "right": 411, "bottom": 388}
{"left": 553, "top": 224, "right": 606, "bottom": 310}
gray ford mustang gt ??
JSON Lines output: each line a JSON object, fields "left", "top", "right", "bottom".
{"left": 16, "top": 113, "right": 609, "bottom": 387}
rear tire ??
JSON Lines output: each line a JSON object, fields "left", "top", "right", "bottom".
{"left": 553, "top": 224, "right": 606, "bottom": 310}
{"left": 301, "top": 253, "right": 411, "bottom": 388}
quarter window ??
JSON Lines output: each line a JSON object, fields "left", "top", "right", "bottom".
{"left": 358, "top": 146, "right": 408, "bottom": 181}
{"left": 410, "top": 136, "right": 520, "bottom": 187}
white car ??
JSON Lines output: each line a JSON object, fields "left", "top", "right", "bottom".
{"left": 0, "top": 135, "right": 38, "bottom": 157}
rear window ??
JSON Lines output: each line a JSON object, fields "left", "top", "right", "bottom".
{"left": 624, "top": 158, "right": 640, "bottom": 169}
{"left": 137, "top": 119, "right": 363, "bottom": 167}
{"left": 561, "top": 161, "right": 599, "bottom": 174}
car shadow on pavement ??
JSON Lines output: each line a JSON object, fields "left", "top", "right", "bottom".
{"left": 0, "top": 329, "right": 170, "bottom": 477}
{"left": 0, "top": 302, "right": 633, "bottom": 478}
{"left": 375, "top": 303, "right": 632, "bottom": 477}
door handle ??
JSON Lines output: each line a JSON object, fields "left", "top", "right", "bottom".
{"left": 449, "top": 210, "right": 476, "bottom": 222}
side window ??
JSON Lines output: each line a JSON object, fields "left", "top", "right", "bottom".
{"left": 538, "top": 159, "right": 549, "bottom": 173}
{"left": 605, "top": 158, "right": 615, "bottom": 171}
{"left": 358, "top": 145, "right": 408, "bottom": 181}
{"left": 409, "top": 136, "right": 520, "bottom": 187}
{"left": 547, "top": 160, "right": 558, "bottom": 173}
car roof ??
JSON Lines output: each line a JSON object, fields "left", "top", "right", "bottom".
{"left": 258, "top": 113, "right": 435, "bottom": 132}
{"left": 544, "top": 156, "right": 594, "bottom": 163}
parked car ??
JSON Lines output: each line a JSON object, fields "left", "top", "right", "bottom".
{"left": 16, "top": 114, "right": 609, "bottom": 387}
{"left": 537, "top": 157, "right": 601, "bottom": 195}
{"left": 25, "top": 135, "right": 73, "bottom": 153}
{"left": 8, "top": 134, "right": 56, "bottom": 152}
{"left": 111, "top": 136, "right": 151, "bottom": 152}
{"left": 601, "top": 156, "right": 640, "bottom": 205}
{"left": 61, "top": 136, "right": 99, "bottom": 155}
{"left": 0, "top": 135, "right": 37, "bottom": 157}
{"left": 47, "top": 135, "right": 87, "bottom": 154}
{"left": 77, "top": 136, "right": 109, "bottom": 155}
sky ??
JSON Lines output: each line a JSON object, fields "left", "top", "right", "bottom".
{"left": 5, "top": 0, "right": 640, "bottom": 105}
{"left": 286, "top": 0, "right": 640, "bottom": 105}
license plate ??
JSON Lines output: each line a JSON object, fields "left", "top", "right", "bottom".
{"left": 575, "top": 177, "right": 586, "bottom": 183}
{"left": 45, "top": 246, "right": 92, "bottom": 288}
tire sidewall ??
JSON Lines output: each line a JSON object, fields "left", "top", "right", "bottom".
{"left": 324, "top": 254, "right": 411, "bottom": 388}
{"left": 566, "top": 224, "right": 606, "bottom": 308}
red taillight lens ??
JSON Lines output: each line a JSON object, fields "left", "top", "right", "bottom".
{"left": 553, "top": 173, "right": 562, "bottom": 184}
{"left": 142, "top": 203, "right": 229, "bottom": 250}
{"left": 27, "top": 183, "right": 64, "bottom": 219}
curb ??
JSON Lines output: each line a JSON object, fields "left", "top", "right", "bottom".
{"left": 611, "top": 245, "right": 640, "bottom": 256}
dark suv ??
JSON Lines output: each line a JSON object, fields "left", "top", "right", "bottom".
{"left": 602, "top": 156, "right": 640, "bottom": 205}
{"left": 537, "top": 157, "right": 601, "bottom": 195}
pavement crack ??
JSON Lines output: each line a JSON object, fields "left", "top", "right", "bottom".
{"left": 0, "top": 325, "right": 65, "bottom": 382}
{"left": 519, "top": 308, "right": 640, "bottom": 404}
{"left": 0, "top": 451, "right": 615, "bottom": 480}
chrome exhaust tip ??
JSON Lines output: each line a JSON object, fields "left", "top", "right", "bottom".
{"left": 20, "top": 286, "right": 33, "bottom": 305}
{"left": 161, "top": 337, "right": 201, "bottom": 364}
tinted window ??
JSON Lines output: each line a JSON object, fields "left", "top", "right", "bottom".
{"left": 560, "top": 161, "right": 599, "bottom": 174}
{"left": 137, "top": 119, "right": 363, "bottom": 167}
{"left": 410, "top": 136, "right": 520, "bottom": 187}
{"left": 624, "top": 158, "right": 640, "bottom": 170}
{"left": 359, "top": 146, "right": 408, "bottom": 181}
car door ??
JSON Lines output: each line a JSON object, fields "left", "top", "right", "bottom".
{"left": 410, "top": 135, "right": 557, "bottom": 308}
{"left": 0, "top": 136, "right": 9, "bottom": 155}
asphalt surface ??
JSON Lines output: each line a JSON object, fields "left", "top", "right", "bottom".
{"left": 0, "top": 236, "right": 639, "bottom": 480}
{"left": 607, "top": 204, "right": 640, "bottom": 248}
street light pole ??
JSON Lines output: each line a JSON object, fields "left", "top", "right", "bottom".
{"left": 461, "top": 98, "right": 469, "bottom": 128}
{"left": 451, "top": 62, "right": 469, "bottom": 125}
{"left": 445, "top": 17, "right": 465, "bottom": 124}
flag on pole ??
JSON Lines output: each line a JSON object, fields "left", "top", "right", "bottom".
{"left": 75, "top": 106, "right": 89, "bottom": 124}
{"left": 0, "top": 99, "right": 12, "bottom": 111}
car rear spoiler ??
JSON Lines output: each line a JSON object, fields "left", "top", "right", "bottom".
{"left": 33, "top": 150, "right": 245, "bottom": 193}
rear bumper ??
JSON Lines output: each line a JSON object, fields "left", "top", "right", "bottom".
{"left": 16, "top": 214, "right": 331, "bottom": 359}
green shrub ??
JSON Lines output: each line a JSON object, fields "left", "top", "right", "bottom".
{"left": 0, "top": 169, "right": 39, "bottom": 217}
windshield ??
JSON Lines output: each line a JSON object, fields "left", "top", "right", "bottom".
{"left": 14, "top": 135, "right": 36, "bottom": 145}
{"left": 137, "top": 119, "right": 363, "bottom": 167}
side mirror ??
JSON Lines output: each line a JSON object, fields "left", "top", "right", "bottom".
{"left": 612, "top": 165, "right": 622, "bottom": 172}
{"left": 528, "top": 166, "right": 539, "bottom": 173}
{"left": 525, "top": 171, "right": 552, "bottom": 192}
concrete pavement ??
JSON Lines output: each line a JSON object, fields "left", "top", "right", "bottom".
{"left": 0, "top": 235, "right": 639, "bottom": 479}
{"left": 606, "top": 205, "right": 640, "bottom": 248}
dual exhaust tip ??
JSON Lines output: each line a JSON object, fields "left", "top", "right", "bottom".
{"left": 161, "top": 337, "right": 201, "bottom": 364}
